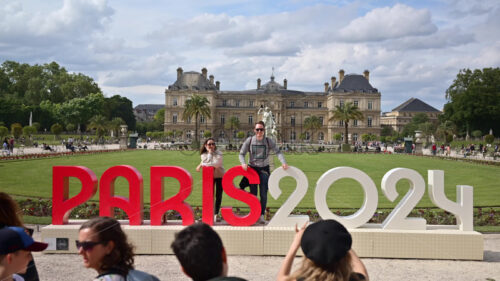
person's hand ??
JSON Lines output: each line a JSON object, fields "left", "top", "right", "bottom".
{"left": 282, "top": 163, "right": 289, "bottom": 170}
{"left": 291, "top": 222, "right": 307, "bottom": 251}
{"left": 241, "top": 164, "right": 248, "bottom": 171}
{"left": 196, "top": 165, "right": 201, "bottom": 172}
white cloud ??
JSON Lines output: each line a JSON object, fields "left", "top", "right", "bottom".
{"left": 339, "top": 4, "right": 437, "bottom": 42}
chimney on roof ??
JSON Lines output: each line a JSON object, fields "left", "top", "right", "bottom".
{"left": 201, "top": 67, "right": 207, "bottom": 78}
{"left": 283, "top": 78, "right": 287, "bottom": 89}
{"left": 331, "top": 76, "right": 336, "bottom": 88}
{"left": 339, "top": 69, "right": 345, "bottom": 83}
{"left": 216, "top": 81, "right": 220, "bottom": 90}
{"left": 209, "top": 75, "right": 214, "bottom": 84}
{"left": 177, "top": 67, "right": 183, "bottom": 80}
{"left": 324, "top": 82, "right": 329, "bottom": 92}
{"left": 363, "top": 70, "right": 370, "bottom": 82}
{"left": 257, "top": 78, "right": 261, "bottom": 89}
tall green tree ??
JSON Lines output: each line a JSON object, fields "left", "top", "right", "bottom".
{"left": 304, "top": 115, "right": 322, "bottom": 143}
{"left": 443, "top": 68, "right": 500, "bottom": 136}
{"left": 88, "top": 115, "right": 108, "bottom": 139}
{"left": 329, "top": 102, "right": 364, "bottom": 144}
{"left": 58, "top": 93, "right": 105, "bottom": 133}
{"left": 102, "top": 95, "right": 136, "bottom": 130}
{"left": 183, "top": 95, "right": 211, "bottom": 148}
{"left": 225, "top": 116, "right": 240, "bottom": 144}
{"left": 108, "top": 117, "right": 125, "bottom": 137}
{"left": 436, "top": 120, "right": 455, "bottom": 143}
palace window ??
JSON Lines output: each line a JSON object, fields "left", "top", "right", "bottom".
{"left": 187, "top": 116, "right": 191, "bottom": 124}
{"left": 172, "top": 113, "right": 177, "bottom": 124}
{"left": 173, "top": 98, "right": 178, "bottom": 106}
{"left": 318, "top": 102, "right": 322, "bottom": 108}
{"left": 319, "top": 117, "right": 324, "bottom": 125}
{"left": 220, "top": 114, "right": 225, "bottom": 124}
{"left": 235, "top": 100, "right": 240, "bottom": 107}
{"left": 291, "top": 116, "right": 295, "bottom": 127}
{"left": 340, "top": 100, "right": 344, "bottom": 108}
{"left": 248, "top": 115, "right": 253, "bottom": 125}
{"left": 222, "top": 100, "right": 227, "bottom": 107}
{"left": 353, "top": 119, "right": 358, "bottom": 127}
{"left": 290, "top": 101, "right": 295, "bottom": 108}
{"left": 339, "top": 120, "right": 344, "bottom": 127}
{"left": 200, "top": 115, "right": 205, "bottom": 124}
{"left": 367, "top": 116, "right": 373, "bottom": 127}
{"left": 290, "top": 131, "right": 296, "bottom": 141}
{"left": 354, "top": 100, "right": 358, "bottom": 107}
{"left": 305, "top": 132, "right": 310, "bottom": 140}
{"left": 304, "top": 101, "right": 308, "bottom": 108}
{"left": 249, "top": 100, "right": 254, "bottom": 108}
{"left": 368, "top": 101, "right": 373, "bottom": 110}
{"left": 186, "top": 130, "right": 192, "bottom": 139}
{"left": 318, "top": 132, "right": 324, "bottom": 141}
{"left": 353, "top": 133, "right": 358, "bottom": 142}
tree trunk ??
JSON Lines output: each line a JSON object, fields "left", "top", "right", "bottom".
{"left": 344, "top": 122, "right": 349, "bottom": 144}
{"left": 195, "top": 113, "right": 199, "bottom": 148}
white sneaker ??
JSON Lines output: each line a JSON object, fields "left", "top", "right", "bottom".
{"left": 258, "top": 215, "right": 266, "bottom": 224}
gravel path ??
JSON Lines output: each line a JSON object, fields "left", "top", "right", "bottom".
{"left": 29, "top": 228, "right": 500, "bottom": 281}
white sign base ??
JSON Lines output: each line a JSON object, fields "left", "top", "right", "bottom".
{"left": 41, "top": 220, "right": 483, "bottom": 260}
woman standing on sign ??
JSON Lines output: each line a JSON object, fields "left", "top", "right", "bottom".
{"left": 77, "top": 217, "right": 159, "bottom": 281}
{"left": 196, "top": 138, "right": 225, "bottom": 222}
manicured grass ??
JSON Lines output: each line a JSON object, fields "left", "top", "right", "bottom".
{"left": 1, "top": 151, "right": 499, "bottom": 210}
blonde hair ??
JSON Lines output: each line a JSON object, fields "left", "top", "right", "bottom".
{"left": 290, "top": 255, "right": 355, "bottom": 281}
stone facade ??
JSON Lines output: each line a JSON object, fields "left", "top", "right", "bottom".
{"left": 164, "top": 67, "right": 381, "bottom": 143}
{"left": 381, "top": 98, "right": 441, "bottom": 133}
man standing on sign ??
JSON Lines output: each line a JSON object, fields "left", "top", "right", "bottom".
{"left": 239, "top": 121, "right": 288, "bottom": 224}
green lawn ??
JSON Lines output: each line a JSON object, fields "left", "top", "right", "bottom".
{"left": 1, "top": 150, "right": 499, "bottom": 211}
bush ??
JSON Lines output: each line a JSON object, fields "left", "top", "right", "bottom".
{"left": 51, "top": 123, "right": 63, "bottom": 138}
{"left": 485, "top": 134, "right": 494, "bottom": 144}
{"left": 472, "top": 130, "right": 482, "bottom": 138}
{"left": 11, "top": 123, "right": 23, "bottom": 139}
{"left": 22, "top": 126, "right": 37, "bottom": 137}
{"left": 341, "top": 143, "right": 351, "bottom": 152}
{"left": 0, "top": 126, "right": 8, "bottom": 139}
{"left": 66, "top": 123, "right": 76, "bottom": 132}
{"left": 203, "top": 131, "right": 212, "bottom": 138}
{"left": 32, "top": 122, "right": 41, "bottom": 132}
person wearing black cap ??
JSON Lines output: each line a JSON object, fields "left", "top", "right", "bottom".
{"left": 0, "top": 226, "right": 48, "bottom": 281}
{"left": 277, "top": 220, "right": 368, "bottom": 281}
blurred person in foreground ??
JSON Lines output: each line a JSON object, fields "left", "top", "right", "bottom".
{"left": 0, "top": 192, "right": 40, "bottom": 281}
{"left": 77, "top": 216, "right": 159, "bottom": 281}
{"left": 0, "top": 226, "right": 48, "bottom": 281}
{"left": 171, "top": 222, "right": 246, "bottom": 281}
{"left": 278, "top": 220, "right": 368, "bottom": 281}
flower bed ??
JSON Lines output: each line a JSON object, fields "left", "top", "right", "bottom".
{"left": 1, "top": 149, "right": 130, "bottom": 161}
{"left": 17, "top": 197, "right": 499, "bottom": 227}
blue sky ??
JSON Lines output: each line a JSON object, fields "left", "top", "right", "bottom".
{"left": 1, "top": 0, "right": 499, "bottom": 112}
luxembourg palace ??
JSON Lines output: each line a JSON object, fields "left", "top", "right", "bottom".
{"left": 164, "top": 67, "right": 381, "bottom": 143}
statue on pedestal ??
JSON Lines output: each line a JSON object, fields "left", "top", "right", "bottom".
{"left": 258, "top": 106, "right": 277, "bottom": 140}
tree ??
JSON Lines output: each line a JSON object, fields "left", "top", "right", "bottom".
{"left": 58, "top": 93, "right": 105, "bottom": 133}
{"left": 401, "top": 113, "right": 430, "bottom": 138}
{"left": 10, "top": 123, "right": 22, "bottom": 139}
{"left": 329, "top": 102, "right": 364, "bottom": 144}
{"left": 102, "top": 95, "right": 136, "bottom": 130}
{"left": 183, "top": 95, "right": 211, "bottom": 148}
{"left": 51, "top": 123, "right": 63, "bottom": 139}
{"left": 0, "top": 126, "right": 8, "bottom": 139}
{"left": 304, "top": 115, "right": 322, "bottom": 143}
{"left": 22, "top": 126, "right": 37, "bottom": 138}
{"left": 334, "top": 133, "right": 342, "bottom": 143}
{"left": 203, "top": 131, "right": 212, "bottom": 138}
{"left": 443, "top": 68, "right": 500, "bottom": 136}
{"left": 225, "top": 116, "right": 240, "bottom": 144}
{"left": 108, "top": 117, "right": 125, "bottom": 137}
{"left": 471, "top": 130, "right": 482, "bottom": 139}
{"left": 88, "top": 115, "right": 108, "bottom": 139}
{"left": 436, "top": 120, "right": 455, "bottom": 144}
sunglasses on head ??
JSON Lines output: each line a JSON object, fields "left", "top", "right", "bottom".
{"left": 207, "top": 143, "right": 216, "bottom": 146}
{"left": 255, "top": 128, "right": 264, "bottom": 132}
{"left": 75, "top": 240, "right": 106, "bottom": 251}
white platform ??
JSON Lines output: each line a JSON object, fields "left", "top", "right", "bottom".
{"left": 41, "top": 220, "right": 484, "bottom": 260}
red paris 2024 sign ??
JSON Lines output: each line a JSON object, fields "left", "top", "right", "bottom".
{"left": 52, "top": 165, "right": 262, "bottom": 226}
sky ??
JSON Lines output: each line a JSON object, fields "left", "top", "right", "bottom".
{"left": 1, "top": 0, "right": 499, "bottom": 112}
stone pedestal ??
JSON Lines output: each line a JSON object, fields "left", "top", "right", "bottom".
{"left": 415, "top": 130, "right": 423, "bottom": 154}
{"left": 119, "top": 125, "right": 128, "bottom": 149}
